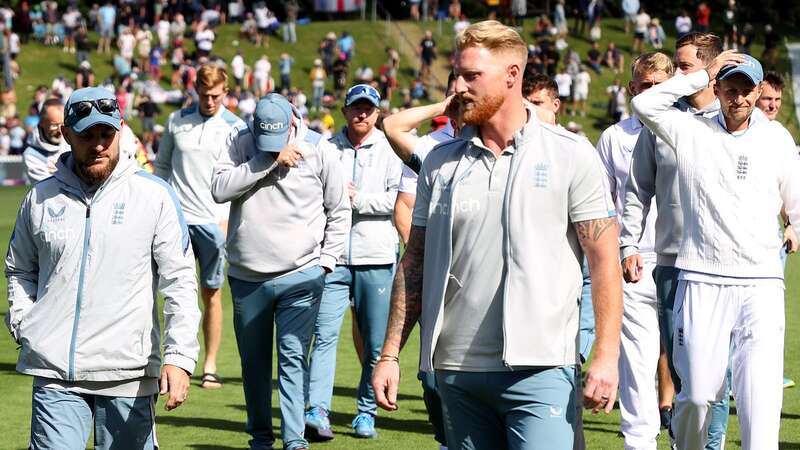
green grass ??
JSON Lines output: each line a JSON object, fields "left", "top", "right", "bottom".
{"left": 4, "top": 17, "right": 800, "bottom": 449}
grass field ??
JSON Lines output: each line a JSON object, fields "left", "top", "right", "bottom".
{"left": 3, "top": 15, "right": 800, "bottom": 450}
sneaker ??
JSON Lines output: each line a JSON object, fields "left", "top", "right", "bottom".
{"left": 784, "top": 377, "right": 796, "bottom": 389}
{"left": 351, "top": 413, "right": 378, "bottom": 439}
{"left": 304, "top": 407, "right": 334, "bottom": 441}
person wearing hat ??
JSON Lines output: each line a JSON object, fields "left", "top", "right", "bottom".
{"left": 5, "top": 86, "right": 201, "bottom": 449}
{"left": 154, "top": 63, "right": 245, "bottom": 390}
{"left": 304, "top": 84, "right": 401, "bottom": 441}
{"left": 211, "top": 93, "right": 350, "bottom": 450}
{"left": 632, "top": 50, "right": 800, "bottom": 449}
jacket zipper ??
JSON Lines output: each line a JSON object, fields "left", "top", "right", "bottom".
{"left": 68, "top": 203, "right": 92, "bottom": 380}
{"left": 500, "top": 145, "right": 519, "bottom": 368}
{"left": 348, "top": 147, "right": 357, "bottom": 265}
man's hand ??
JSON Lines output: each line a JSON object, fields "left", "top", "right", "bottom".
{"left": 584, "top": 353, "right": 619, "bottom": 414}
{"left": 785, "top": 225, "right": 798, "bottom": 254}
{"left": 159, "top": 364, "right": 191, "bottom": 411}
{"left": 275, "top": 143, "right": 304, "bottom": 168}
{"left": 372, "top": 360, "right": 400, "bottom": 411}
{"left": 347, "top": 182, "right": 358, "bottom": 202}
{"left": 621, "top": 254, "right": 643, "bottom": 283}
{"left": 705, "top": 49, "right": 747, "bottom": 81}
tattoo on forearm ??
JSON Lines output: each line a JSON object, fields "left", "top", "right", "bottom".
{"left": 385, "top": 225, "right": 425, "bottom": 351}
{"left": 574, "top": 217, "right": 618, "bottom": 243}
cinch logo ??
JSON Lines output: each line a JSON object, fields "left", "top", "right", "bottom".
{"left": 44, "top": 227, "right": 78, "bottom": 242}
{"left": 259, "top": 121, "right": 285, "bottom": 131}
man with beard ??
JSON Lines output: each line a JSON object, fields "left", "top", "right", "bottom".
{"left": 372, "top": 21, "right": 623, "bottom": 449}
{"left": 22, "top": 97, "right": 71, "bottom": 183}
{"left": 632, "top": 51, "right": 800, "bottom": 449}
{"left": 5, "top": 87, "right": 201, "bottom": 449}
{"left": 304, "top": 84, "right": 401, "bottom": 441}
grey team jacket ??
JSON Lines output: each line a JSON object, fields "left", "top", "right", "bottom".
{"left": 5, "top": 153, "right": 201, "bottom": 382}
{"left": 412, "top": 108, "right": 615, "bottom": 372}
{"left": 329, "top": 128, "right": 401, "bottom": 266}
{"left": 211, "top": 112, "right": 351, "bottom": 280}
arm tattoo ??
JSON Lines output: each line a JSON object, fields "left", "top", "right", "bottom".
{"left": 574, "top": 216, "right": 618, "bottom": 245}
{"left": 385, "top": 225, "right": 426, "bottom": 351}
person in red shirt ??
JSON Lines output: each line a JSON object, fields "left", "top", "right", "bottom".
{"left": 696, "top": 2, "right": 710, "bottom": 32}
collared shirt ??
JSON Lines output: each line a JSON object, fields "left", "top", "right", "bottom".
{"left": 434, "top": 143, "right": 513, "bottom": 372}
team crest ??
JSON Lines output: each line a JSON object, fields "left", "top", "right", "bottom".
{"left": 112, "top": 202, "right": 126, "bottom": 225}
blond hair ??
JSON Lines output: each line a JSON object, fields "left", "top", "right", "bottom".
{"left": 197, "top": 63, "right": 229, "bottom": 90}
{"left": 455, "top": 20, "right": 527, "bottom": 67}
{"left": 631, "top": 52, "right": 675, "bottom": 79}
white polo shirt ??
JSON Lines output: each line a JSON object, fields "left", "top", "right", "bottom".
{"left": 398, "top": 121, "right": 455, "bottom": 194}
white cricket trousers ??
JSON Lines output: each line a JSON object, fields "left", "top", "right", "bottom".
{"left": 672, "top": 278, "right": 784, "bottom": 450}
{"left": 619, "top": 260, "right": 661, "bottom": 450}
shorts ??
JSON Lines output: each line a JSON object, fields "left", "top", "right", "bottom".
{"left": 100, "top": 26, "right": 113, "bottom": 39}
{"left": 257, "top": 26, "right": 269, "bottom": 35}
{"left": 573, "top": 89, "right": 588, "bottom": 101}
{"left": 188, "top": 223, "right": 226, "bottom": 289}
{"left": 634, "top": 31, "right": 645, "bottom": 40}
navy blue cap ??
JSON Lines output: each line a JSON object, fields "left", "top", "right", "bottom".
{"left": 64, "top": 87, "right": 121, "bottom": 133}
{"left": 717, "top": 54, "right": 764, "bottom": 86}
{"left": 345, "top": 84, "right": 381, "bottom": 107}
{"left": 253, "top": 93, "right": 293, "bottom": 152}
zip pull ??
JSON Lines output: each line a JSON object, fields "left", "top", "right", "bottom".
{"left": 86, "top": 205, "right": 91, "bottom": 218}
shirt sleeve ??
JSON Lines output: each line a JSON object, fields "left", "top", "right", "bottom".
{"left": 411, "top": 156, "right": 434, "bottom": 227}
{"left": 210, "top": 128, "right": 278, "bottom": 203}
{"left": 318, "top": 141, "right": 352, "bottom": 271}
{"left": 398, "top": 163, "right": 419, "bottom": 194}
{"left": 5, "top": 192, "right": 38, "bottom": 343}
{"left": 153, "top": 112, "right": 175, "bottom": 180}
{"left": 594, "top": 127, "right": 619, "bottom": 205}
{"left": 153, "top": 185, "right": 201, "bottom": 374}
{"left": 569, "top": 140, "right": 616, "bottom": 223}
{"left": 620, "top": 129, "right": 658, "bottom": 258}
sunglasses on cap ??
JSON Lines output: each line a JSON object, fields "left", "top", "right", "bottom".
{"left": 345, "top": 84, "right": 380, "bottom": 104}
{"left": 65, "top": 99, "right": 119, "bottom": 125}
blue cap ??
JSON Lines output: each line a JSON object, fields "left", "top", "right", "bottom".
{"left": 345, "top": 84, "right": 381, "bottom": 107}
{"left": 717, "top": 54, "right": 764, "bottom": 86}
{"left": 253, "top": 93, "right": 293, "bottom": 153}
{"left": 64, "top": 87, "right": 121, "bottom": 133}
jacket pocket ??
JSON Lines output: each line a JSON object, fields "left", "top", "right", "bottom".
{"left": 443, "top": 274, "right": 463, "bottom": 307}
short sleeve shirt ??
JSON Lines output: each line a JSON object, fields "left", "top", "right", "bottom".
{"left": 399, "top": 122, "right": 455, "bottom": 194}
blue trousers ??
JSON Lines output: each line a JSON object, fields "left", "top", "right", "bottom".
{"left": 436, "top": 367, "right": 577, "bottom": 450}
{"left": 230, "top": 266, "right": 325, "bottom": 450}
{"left": 653, "top": 265, "right": 729, "bottom": 449}
{"left": 306, "top": 264, "right": 394, "bottom": 416}
{"left": 419, "top": 370, "right": 447, "bottom": 445}
{"left": 30, "top": 386, "right": 156, "bottom": 450}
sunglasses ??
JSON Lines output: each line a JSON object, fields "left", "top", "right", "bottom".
{"left": 346, "top": 85, "right": 380, "bottom": 102}
{"left": 66, "top": 99, "right": 118, "bottom": 125}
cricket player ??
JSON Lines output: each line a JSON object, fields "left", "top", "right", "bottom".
{"left": 22, "top": 98, "right": 71, "bottom": 183}
{"left": 372, "top": 21, "right": 623, "bottom": 449}
{"left": 596, "top": 51, "right": 673, "bottom": 450}
{"left": 632, "top": 50, "right": 800, "bottom": 450}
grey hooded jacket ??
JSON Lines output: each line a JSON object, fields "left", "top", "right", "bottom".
{"left": 5, "top": 152, "right": 201, "bottom": 381}
{"left": 211, "top": 109, "right": 350, "bottom": 280}
{"left": 22, "top": 127, "right": 71, "bottom": 184}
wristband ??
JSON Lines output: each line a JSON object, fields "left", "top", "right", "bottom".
{"left": 377, "top": 354, "right": 399, "bottom": 363}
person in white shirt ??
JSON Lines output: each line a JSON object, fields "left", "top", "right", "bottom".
{"left": 632, "top": 50, "right": 800, "bottom": 450}
{"left": 596, "top": 52, "right": 672, "bottom": 450}
{"left": 117, "top": 27, "right": 136, "bottom": 64}
{"left": 253, "top": 55, "right": 272, "bottom": 98}
{"left": 572, "top": 65, "right": 591, "bottom": 117}
{"left": 156, "top": 16, "right": 171, "bottom": 49}
{"left": 195, "top": 22, "right": 215, "bottom": 57}
{"left": 675, "top": 9, "right": 692, "bottom": 39}
{"left": 633, "top": 8, "right": 651, "bottom": 54}
{"left": 554, "top": 67, "right": 572, "bottom": 115}
{"left": 231, "top": 51, "right": 246, "bottom": 87}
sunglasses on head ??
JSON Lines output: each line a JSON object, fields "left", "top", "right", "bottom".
{"left": 347, "top": 85, "right": 380, "bottom": 100}
{"left": 66, "top": 99, "right": 118, "bottom": 125}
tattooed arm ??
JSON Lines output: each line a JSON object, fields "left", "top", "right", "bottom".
{"left": 574, "top": 216, "right": 623, "bottom": 414}
{"left": 372, "top": 224, "right": 426, "bottom": 411}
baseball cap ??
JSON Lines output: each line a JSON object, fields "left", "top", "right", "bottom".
{"left": 345, "top": 84, "right": 381, "bottom": 107}
{"left": 717, "top": 54, "right": 764, "bottom": 86}
{"left": 64, "top": 87, "right": 121, "bottom": 133}
{"left": 253, "top": 93, "right": 293, "bottom": 152}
